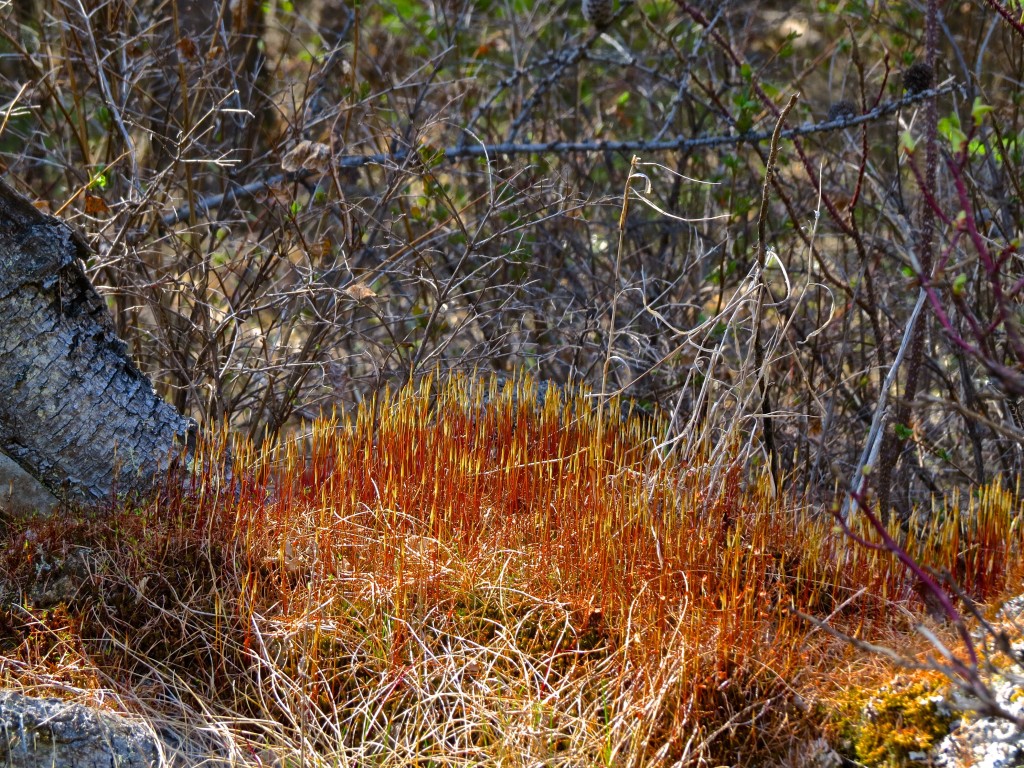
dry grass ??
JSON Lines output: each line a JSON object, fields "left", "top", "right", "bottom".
{"left": 1, "top": 374, "right": 1020, "bottom": 766}
{"left": 3, "top": 0, "right": 1024, "bottom": 762}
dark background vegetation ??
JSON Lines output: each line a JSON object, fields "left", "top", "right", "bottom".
{"left": 1, "top": 0, "right": 1022, "bottom": 513}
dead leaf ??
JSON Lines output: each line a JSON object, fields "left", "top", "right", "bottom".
{"left": 176, "top": 37, "right": 197, "bottom": 59}
{"left": 84, "top": 193, "right": 110, "bottom": 215}
{"left": 281, "top": 140, "right": 333, "bottom": 173}
{"left": 262, "top": 184, "right": 292, "bottom": 206}
{"left": 343, "top": 282, "right": 377, "bottom": 301}
{"left": 308, "top": 236, "right": 332, "bottom": 260}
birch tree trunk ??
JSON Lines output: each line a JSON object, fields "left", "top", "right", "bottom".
{"left": 0, "top": 178, "right": 196, "bottom": 507}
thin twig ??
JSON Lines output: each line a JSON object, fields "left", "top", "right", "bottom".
{"left": 162, "top": 85, "right": 956, "bottom": 226}
{"left": 750, "top": 93, "right": 798, "bottom": 488}
{"left": 841, "top": 289, "right": 929, "bottom": 520}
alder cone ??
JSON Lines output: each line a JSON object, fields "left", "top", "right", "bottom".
{"left": 903, "top": 62, "right": 934, "bottom": 95}
{"left": 582, "top": 0, "right": 614, "bottom": 28}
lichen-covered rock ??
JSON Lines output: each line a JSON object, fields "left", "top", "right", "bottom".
{"left": 932, "top": 657, "right": 1024, "bottom": 765}
{"left": 0, "top": 691, "right": 163, "bottom": 768}
{"left": 934, "top": 705, "right": 1024, "bottom": 768}
{"left": 931, "top": 597, "right": 1024, "bottom": 768}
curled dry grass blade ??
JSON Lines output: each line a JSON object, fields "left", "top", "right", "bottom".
{"left": 1, "top": 375, "right": 1021, "bottom": 766}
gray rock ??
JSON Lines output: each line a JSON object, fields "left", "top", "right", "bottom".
{"left": 932, "top": 600, "right": 1024, "bottom": 768}
{"left": 0, "top": 691, "right": 163, "bottom": 768}
{"left": 932, "top": 673, "right": 1024, "bottom": 768}
{"left": 26, "top": 546, "right": 95, "bottom": 609}
{"left": 0, "top": 452, "right": 58, "bottom": 518}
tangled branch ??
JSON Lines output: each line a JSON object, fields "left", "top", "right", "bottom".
{"left": 163, "top": 84, "right": 956, "bottom": 226}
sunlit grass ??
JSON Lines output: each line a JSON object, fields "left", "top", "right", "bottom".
{"left": 1, "top": 374, "right": 1020, "bottom": 766}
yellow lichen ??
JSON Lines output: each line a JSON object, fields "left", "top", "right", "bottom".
{"left": 838, "top": 679, "right": 953, "bottom": 768}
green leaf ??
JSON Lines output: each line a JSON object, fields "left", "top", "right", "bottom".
{"left": 417, "top": 144, "right": 445, "bottom": 169}
{"left": 938, "top": 113, "right": 966, "bottom": 153}
{"left": 899, "top": 131, "right": 917, "bottom": 155}
{"left": 952, "top": 273, "right": 968, "bottom": 297}
{"left": 894, "top": 423, "right": 913, "bottom": 440}
{"left": 971, "top": 97, "right": 994, "bottom": 126}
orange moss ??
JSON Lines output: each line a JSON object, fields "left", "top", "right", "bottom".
{"left": 0, "top": 374, "right": 1021, "bottom": 766}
